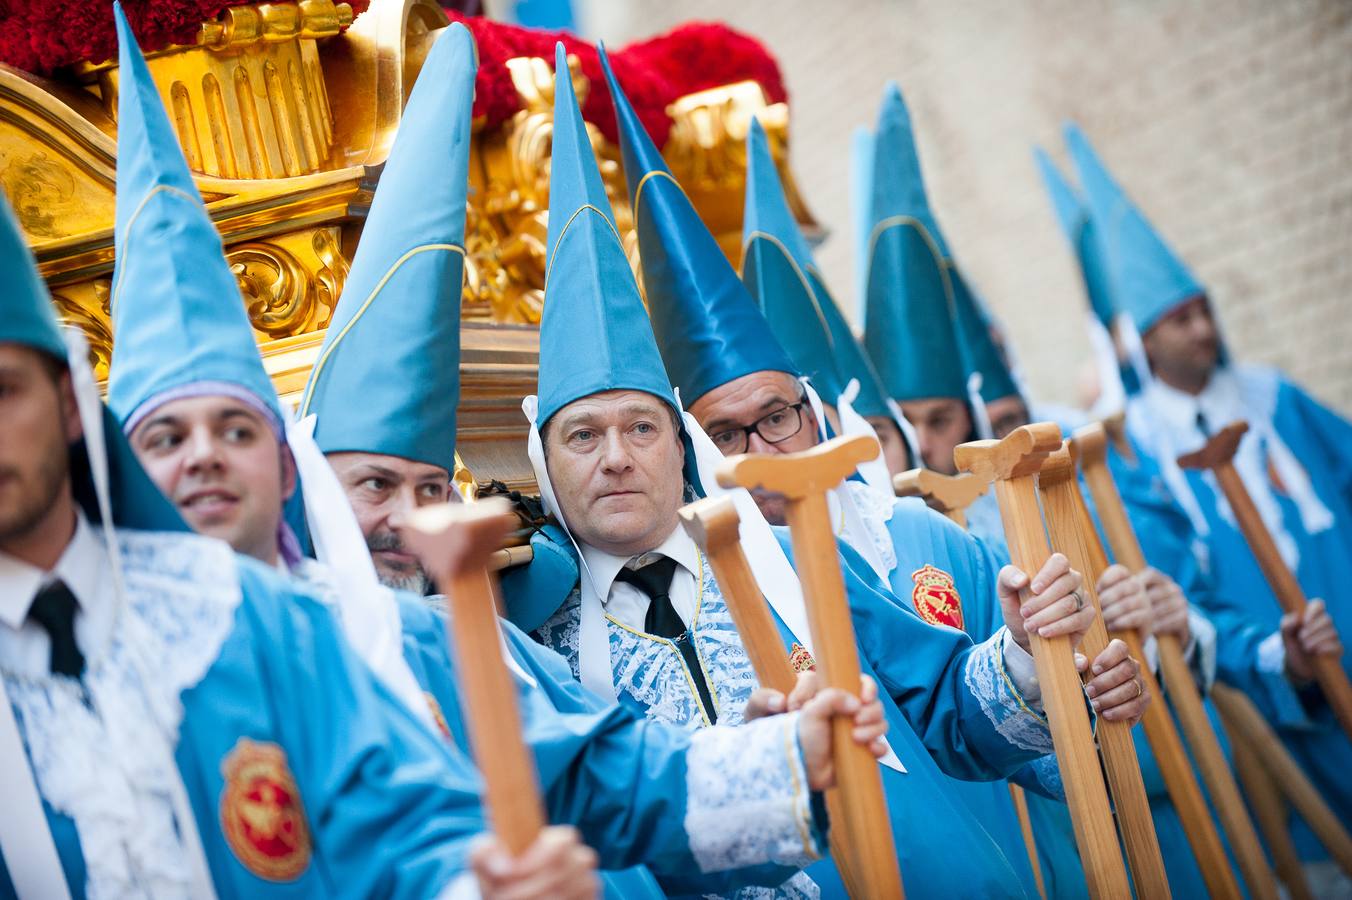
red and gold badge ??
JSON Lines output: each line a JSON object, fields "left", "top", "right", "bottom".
{"left": 426, "top": 692, "right": 452, "bottom": 740}
{"left": 789, "top": 642, "right": 817, "bottom": 673}
{"left": 220, "top": 738, "right": 312, "bottom": 882}
{"left": 910, "top": 564, "right": 964, "bottom": 631}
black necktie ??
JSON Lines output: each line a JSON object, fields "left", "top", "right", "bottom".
{"left": 29, "top": 580, "right": 85, "bottom": 679}
{"left": 615, "top": 557, "right": 718, "bottom": 723}
{"left": 1195, "top": 411, "right": 1212, "bottom": 438}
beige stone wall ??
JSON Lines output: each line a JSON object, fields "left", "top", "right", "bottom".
{"left": 582, "top": 0, "right": 1352, "bottom": 414}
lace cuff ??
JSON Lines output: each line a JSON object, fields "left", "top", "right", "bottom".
{"left": 965, "top": 629, "right": 1054, "bottom": 754}
{"left": 1257, "top": 629, "right": 1286, "bottom": 678}
{"left": 684, "top": 711, "right": 821, "bottom": 873}
{"left": 1187, "top": 609, "right": 1218, "bottom": 692}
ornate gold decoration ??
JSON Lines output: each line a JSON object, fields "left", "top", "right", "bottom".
{"left": 0, "top": 0, "right": 817, "bottom": 491}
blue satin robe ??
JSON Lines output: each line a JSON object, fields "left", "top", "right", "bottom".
{"left": 3, "top": 534, "right": 484, "bottom": 900}
{"left": 514, "top": 525, "right": 1050, "bottom": 898}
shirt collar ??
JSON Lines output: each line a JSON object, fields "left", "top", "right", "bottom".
{"left": 577, "top": 522, "right": 700, "bottom": 605}
{"left": 0, "top": 510, "right": 105, "bottom": 629}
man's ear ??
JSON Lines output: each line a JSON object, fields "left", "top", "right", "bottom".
{"left": 279, "top": 446, "right": 298, "bottom": 502}
{"left": 57, "top": 370, "right": 84, "bottom": 444}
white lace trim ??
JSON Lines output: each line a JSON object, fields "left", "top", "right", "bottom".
{"left": 842, "top": 481, "right": 897, "bottom": 574}
{"left": 964, "top": 630, "right": 1054, "bottom": 754}
{"left": 3, "top": 531, "right": 241, "bottom": 900}
{"left": 686, "top": 713, "right": 819, "bottom": 872}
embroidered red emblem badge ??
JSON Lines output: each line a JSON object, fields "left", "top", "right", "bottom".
{"left": 425, "top": 692, "right": 452, "bottom": 740}
{"left": 789, "top": 642, "right": 817, "bottom": 673}
{"left": 910, "top": 564, "right": 964, "bottom": 630}
{"left": 220, "top": 738, "right": 311, "bottom": 882}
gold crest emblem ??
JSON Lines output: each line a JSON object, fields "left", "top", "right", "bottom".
{"left": 220, "top": 738, "right": 312, "bottom": 882}
{"left": 425, "top": 692, "right": 452, "bottom": 740}
{"left": 789, "top": 642, "right": 817, "bottom": 673}
{"left": 910, "top": 565, "right": 964, "bottom": 631}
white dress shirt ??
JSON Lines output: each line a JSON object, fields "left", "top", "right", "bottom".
{"left": 0, "top": 512, "right": 114, "bottom": 679}
{"left": 579, "top": 526, "right": 702, "bottom": 633}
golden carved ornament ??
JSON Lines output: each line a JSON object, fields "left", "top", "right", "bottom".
{"left": 0, "top": 0, "right": 819, "bottom": 491}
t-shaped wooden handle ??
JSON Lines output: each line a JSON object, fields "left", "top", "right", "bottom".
{"left": 1071, "top": 423, "right": 1265, "bottom": 899}
{"left": 719, "top": 435, "right": 905, "bottom": 899}
{"left": 955, "top": 423, "right": 1130, "bottom": 898}
{"left": 399, "top": 498, "right": 546, "bottom": 857}
{"left": 1038, "top": 445, "right": 1172, "bottom": 898}
{"left": 892, "top": 468, "right": 988, "bottom": 528}
{"left": 1177, "top": 420, "right": 1352, "bottom": 744}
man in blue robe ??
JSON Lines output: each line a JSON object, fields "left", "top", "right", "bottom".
{"left": 1065, "top": 122, "right": 1352, "bottom": 873}
{"left": 499, "top": 44, "right": 1148, "bottom": 899}
{"left": 0, "top": 178, "right": 566, "bottom": 900}
{"left": 101, "top": 17, "right": 882, "bottom": 898}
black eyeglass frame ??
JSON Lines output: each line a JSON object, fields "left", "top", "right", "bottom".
{"left": 706, "top": 399, "right": 810, "bottom": 454}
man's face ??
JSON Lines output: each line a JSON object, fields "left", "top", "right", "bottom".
{"left": 898, "top": 397, "right": 972, "bottom": 475}
{"left": 865, "top": 415, "right": 912, "bottom": 478}
{"left": 986, "top": 395, "right": 1030, "bottom": 440}
{"left": 327, "top": 452, "right": 449, "bottom": 593}
{"left": 131, "top": 395, "right": 295, "bottom": 565}
{"left": 1143, "top": 295, "right": 1219, "bottom": 392}
{"left": 0, "top": 345, "right": 79, "bottom": 558}
{"left": 689, "top": 371, "right": 818, "bottom": 525}
{"left": 544, "top": 390, "right": 685, "bottom": 558}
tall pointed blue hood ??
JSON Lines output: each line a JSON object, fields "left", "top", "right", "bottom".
{"left": 599, "top": 46, "right": 797, "bottom": 407}
{"left": 1034, "top": 146, "right": 1118, "bottom": 329}
{"left": 948, "top": 268, "right": 1019, "bottom": 404}
{"left": 861, "top": 82, "right": 966, "bottom": 403}
{"left": 106, "top": 2, "right": 279, "bottom": 432}
{"left": 535, "top": 43, "right": 677, "bottom": 426}
{"left": 299, "top": 24, "right": 476, "bottom": 473}
{"left": 1064, "top": 122, "right": 1205, "bottom": 335}
{"left": 0, "top": 189, "right": 183, "bottom": 533}
{"left": 740, "top": 117, "right": 843, "bottom": 403}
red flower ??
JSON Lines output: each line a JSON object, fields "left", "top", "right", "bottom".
{"left": 0, "top": 0, "right": 370, "bottom": 75}
{"left": 444, "top": 11, "right": 785, "bottom": 149}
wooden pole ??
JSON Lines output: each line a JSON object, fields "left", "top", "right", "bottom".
{"left": 891, "top": 466, "right": 1045, "bottom": 899}
{"left": 892, "top": 468, "right": 989, "bottom": 529}
{"left": 1177, "top": 421, "right": 1352, "bottom": 743}
{"left": 678, "top": 496, "right": 796, "bottom": 694}
{"left": 953, "top": 423, "right": 1130, "bottom": 898}
{"left": 1211, "top": 684, "right": 1352, "bottom": 877}
{"left": 1226, "top": 727, "right": 1316, "bottom": 900}
{"left": 399, "top": 498, "right": 546, "bottom": 856}
{"left": 720, "top": 435, "right": 905, "bottom": 899}
{"left": 1072, "top": 423, "right": 1256, "bottom": 899}
{"left": 678, "top": 495, "right": 866, "bottom": 897}
{"left": 1037, "top": 445, "right": 1172, "bottom": 898}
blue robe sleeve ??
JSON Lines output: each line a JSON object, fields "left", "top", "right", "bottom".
{"left": 403, "top": 596, "right": 823, "bottom": 892}
{"left": 793, "top": 533, "right": 1052, "bottom": 781}
{"left": 178, "top": 560, "right": 487, "bottom": 898}
{"left": 501, "top": 618, "right": 824, "bottom": 892}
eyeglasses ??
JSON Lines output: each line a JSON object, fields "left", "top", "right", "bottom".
{"left": 707, "top": 401, "right": 808, "bottom": 454}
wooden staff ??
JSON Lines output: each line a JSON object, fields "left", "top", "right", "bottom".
{"left": 678, "top": 496, "right": 866, "bottom": 898}
{"left": 1177, "top": 421, "right": 1352, "bottom": 742}
{"left": 892, "top": 468, "right": 989, "bottom": 528}
{"left": 953, "top": 423, "right": 1130, "bottom": 898}
{"left": 1071, "top": 424, "right": 1254, "bottom": 900}
{"left": 399, "top": 498, "right": 546, "bottom": 855}
{"left": 1226, "top": 727, "right": 1315, "bottom": 900}
{"left": 1211, "top": 683, "right": 1352, "bottom": 876}
{"left": 1037, "top": 446, "right": 1171, "bottom": 897}
{"left": 892, "top": 466, "right": 1047, "bottom": 900}
{"left": 719, "top": 435, "right": 905, "bottom": 899}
